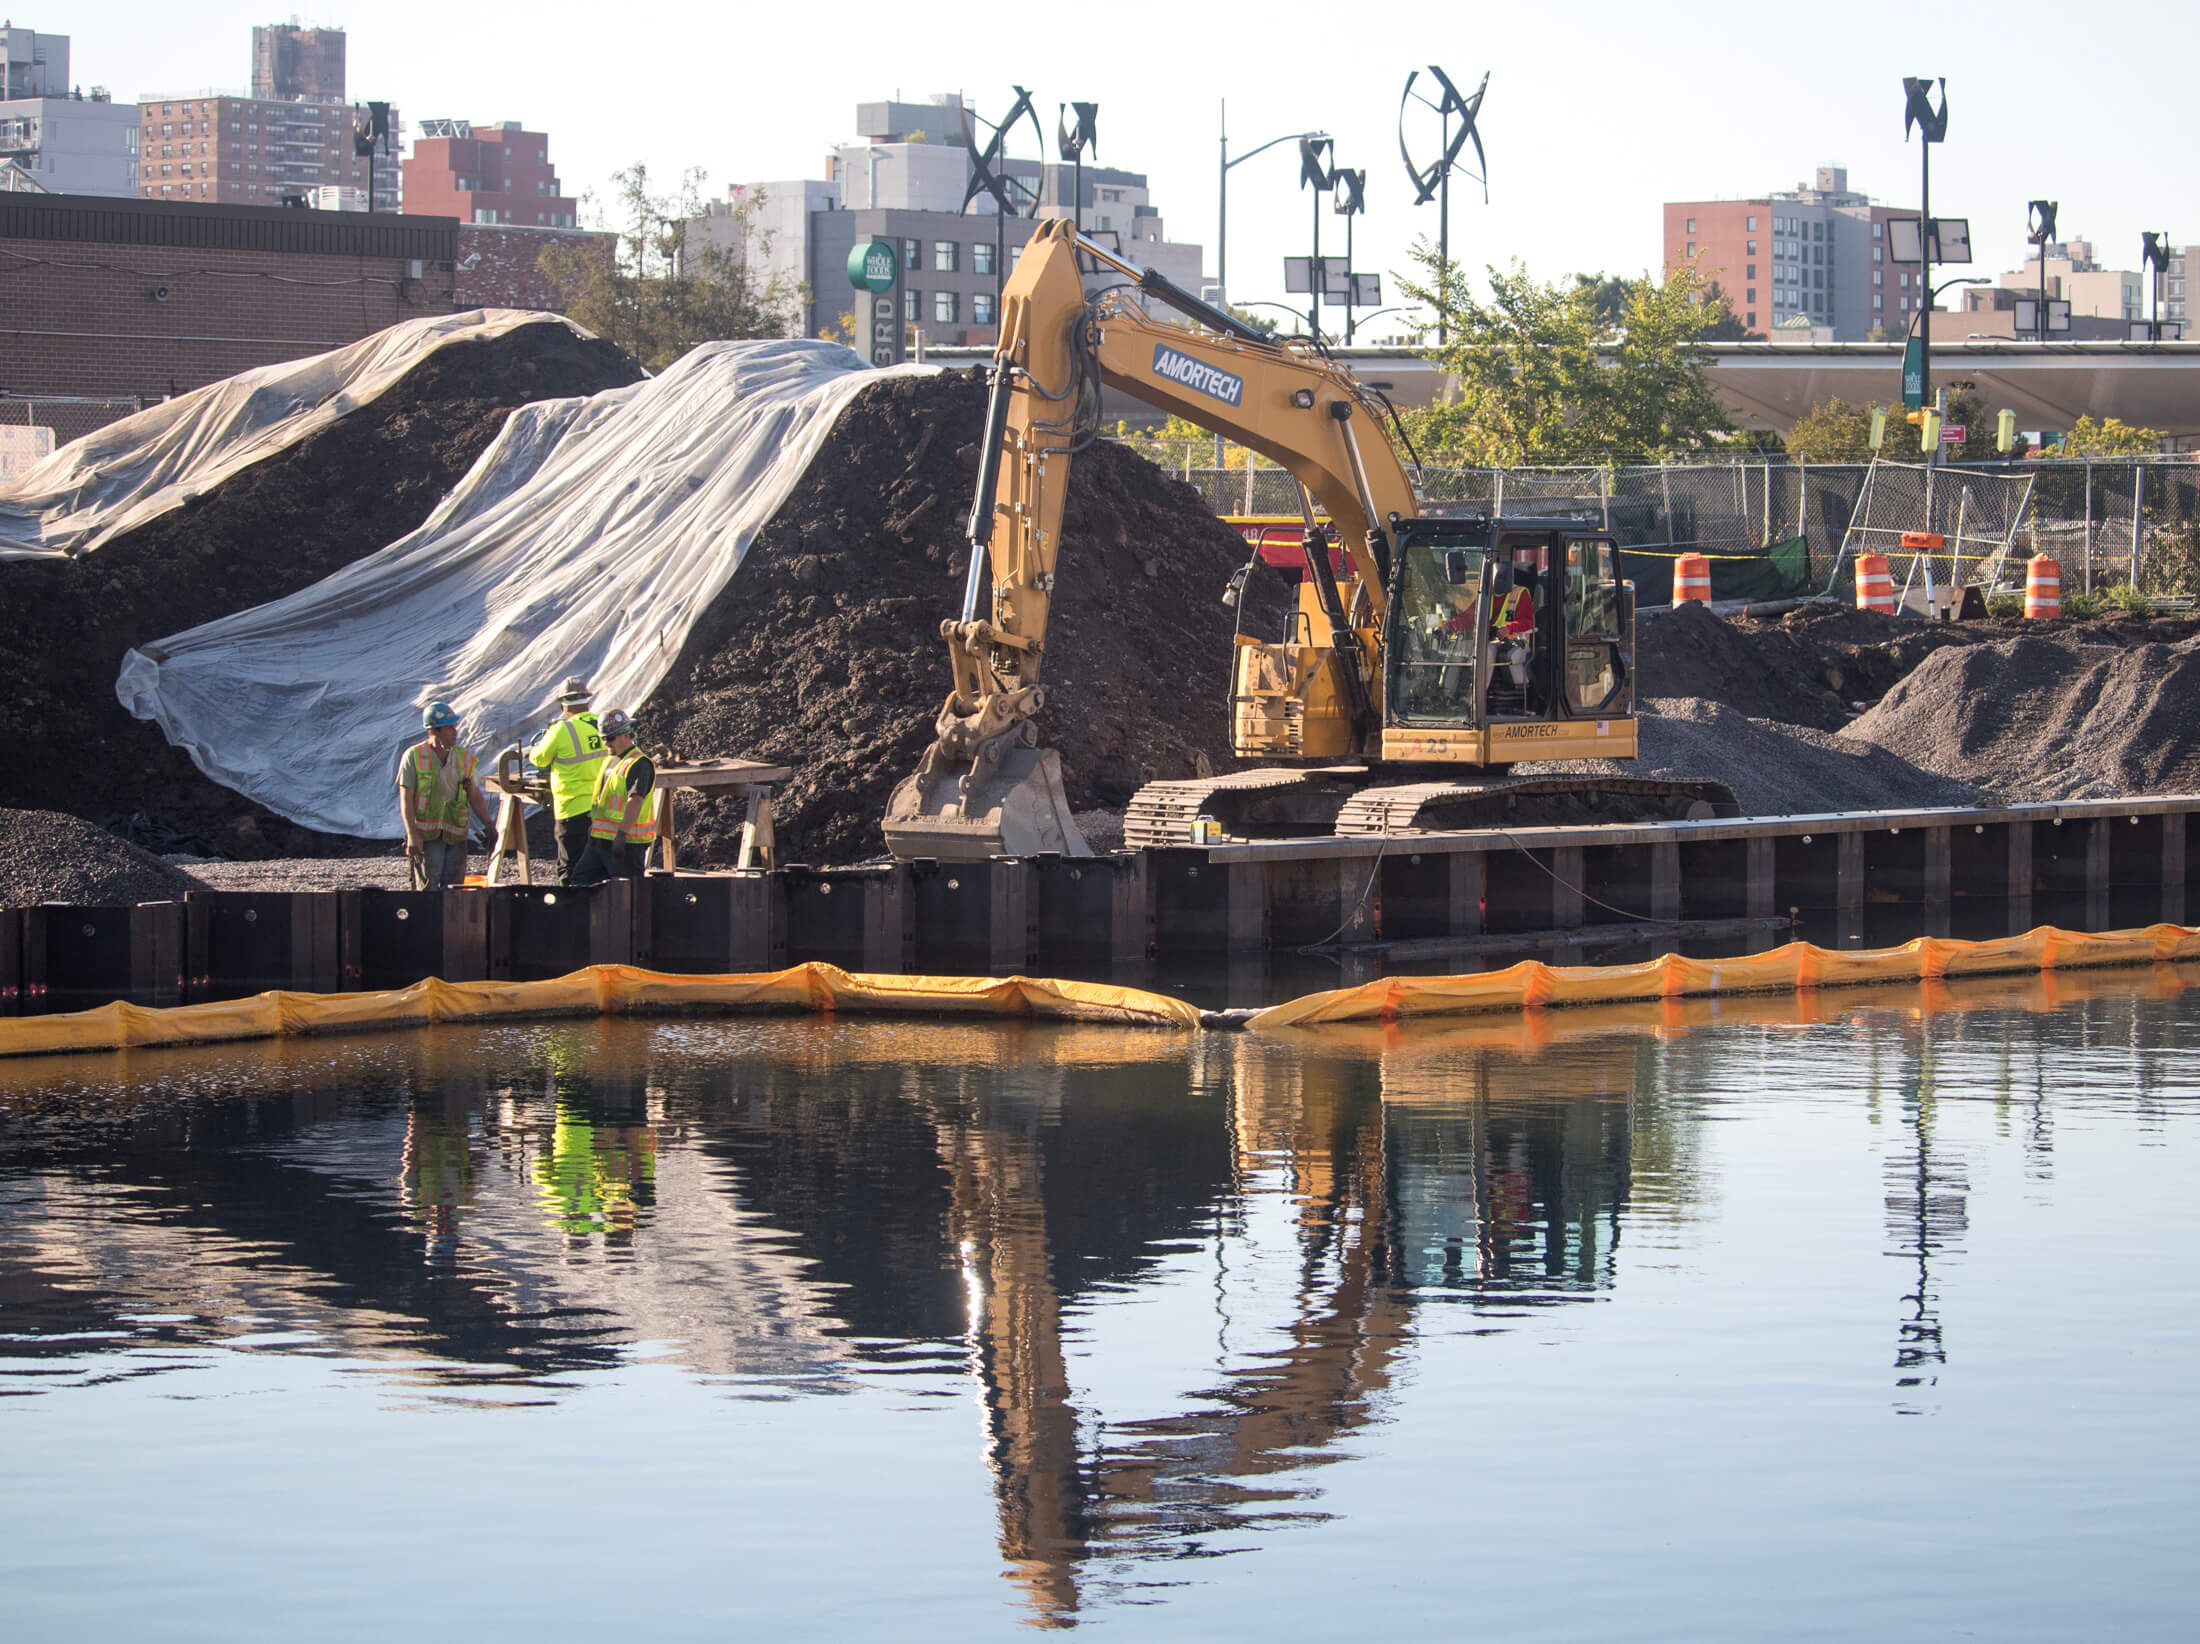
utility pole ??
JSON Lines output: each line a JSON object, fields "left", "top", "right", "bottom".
{"left": 2027, "top": 200, "right": 2057, "bottom": 343}
{"left": 1216, "top": 105, "right": 1324, "bottom": 315}
{"left": 1300, "top": 136, "right": 1332, "bottom": 342}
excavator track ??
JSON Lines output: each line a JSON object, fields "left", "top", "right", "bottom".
{"left": 1121, "top": 767, "right": 1370, "bottom": 851}
{"left": 1333, "top": 776, "right": 1738, "bottom": 836}
{"left": 1124, "top": 768, "right": 1737, "bottom": 847}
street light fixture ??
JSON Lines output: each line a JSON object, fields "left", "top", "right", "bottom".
{"left": 1216, "top": 106, "right": 1325, "bottom": 313}
{"left": 1901, "top": 76, "right": 1950, "bottom": 408}
{"left": 1905, "top": 277, "right": 1985, "bottom": 464}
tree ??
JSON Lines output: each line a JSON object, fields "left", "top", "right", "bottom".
{"left": 1397, "top": 249, "right": 1735, "bottom": 465}
{"left": 1228, "top": 304, "right": 1280, "bottom": 339}
{"left": 1866, "top": 322, "right": 1906, "bottom": 343}
{"left": 2054, "top": 415, "right": 2164, "bottom": 457}
{"left": 540, "top": 163, "right": 803, "bottom": 371}
{"left": 1785, "top": 397, "right": 1886, "bottom": 462}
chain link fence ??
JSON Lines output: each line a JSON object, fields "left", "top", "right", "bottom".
{"left": 1127, "top": 438, "right": 2200, "bottom": 608}
{"left": 0, "top": 394, "right": 156, "bottom": 458}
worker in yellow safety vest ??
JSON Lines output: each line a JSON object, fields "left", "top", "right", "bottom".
{"left": 528, "top": 674, "right": 607, "bottom": 886}
{"left": 398, "top": 701, "right": 495, "bottom": 887}
{"left": 571, "top": 708, "right": 659, "bottom": 886}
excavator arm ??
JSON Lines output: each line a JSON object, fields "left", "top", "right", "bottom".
{"left": 884, "top": 218, "right": 1421, "bottom": 861}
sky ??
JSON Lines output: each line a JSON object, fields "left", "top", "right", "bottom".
{"left": 54, "top": 0, "right": 2198, "bottom": 334}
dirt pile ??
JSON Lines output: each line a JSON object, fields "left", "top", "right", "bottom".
{"left": 1525, "top": 697, "right": 1985, "bottom": 817}
{"left": 0, "top": 320, "right": 642, "bottom": 859}
{"left": 0, "top": 809, "right": 207, "bottom": 906}
{"left": 1842, "top": 633, "right": 2200, "bottom": 800}
{"left": 647, "top": 370, "right": 1280, "bottom": 866}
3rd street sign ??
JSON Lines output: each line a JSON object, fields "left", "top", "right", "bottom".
{"left": 847, "top": 238, "right": 899, "bottom": 294}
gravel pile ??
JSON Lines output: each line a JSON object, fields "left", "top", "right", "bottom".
{"left": 1523, "top": 696, "right": 1986, "bottom": 816}
{"left": 173, "top": 854, "right": 496, "bottom": 893}
{"left": 0, "top": 809, "right": 207, "bottom": 906}
{"left": 1842, "top": 632, "right": 2200, "bottom": 800}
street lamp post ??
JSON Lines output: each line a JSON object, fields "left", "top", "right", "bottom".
{"left": 1902, "top": 77, "right": 1950, "bottom": 408}
{"left": 1216, "top": 103, "right": 1325, "bottom": 313}
{"left": 1907, "top": 276, "right": 1986, "bottom": 465}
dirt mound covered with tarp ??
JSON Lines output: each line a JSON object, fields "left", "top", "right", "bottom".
{"left": 0, "top": 320, "right": 642, "bottom": 857}
{"left": 1842, "top": 631, "right": 2200, "bottom": 800}
{"left": 648, "top": 369, "right": 1277, "bottom": 867}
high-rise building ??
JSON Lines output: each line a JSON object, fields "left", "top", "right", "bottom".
{"left": 251, "top": 24, "right": 345, "bottom": 102}
{"left": 140, "top": 25, "right": 400, "bottom": 211}
{"left": 1665, "top": 166, "right": 1924, "bottom": 341}
{"left": 402, "top": 121, "right": 574, "bottom": 229}
{"left": 0, "top": 26, "right": 140, "bottom": 196}
{"left": 700, "top": 92, "right": 1206, "bottom": 360}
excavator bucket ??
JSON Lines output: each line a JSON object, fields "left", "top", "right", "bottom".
{"left": 883, "top": 746, "right": 1094, "bottom": 861}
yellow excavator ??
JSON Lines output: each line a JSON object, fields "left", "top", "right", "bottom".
{"left": 883, "top": 220, "right": 1734, "bottom": 859}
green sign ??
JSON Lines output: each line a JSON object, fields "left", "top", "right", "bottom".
{"left": 847, "top": 238, "right": 898, "bottom": 294}
{"left": 1901, "top": 336, "right": 1925, "bottom": 409}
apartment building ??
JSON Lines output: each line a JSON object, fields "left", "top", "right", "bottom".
{"left": 139, "top": 24, "right": 399, "bottom": 211}
{"left": 403, "top": 120, "right": 575, "bottom": 229}
{"left": 1665, "top": 166, "right": 1926, "bottom": 340}
{"left": 702, "top": 93, "right": 1207, "bottom": 358}
{"left": 0, "top": 26, "right": 140, "bottom": 196}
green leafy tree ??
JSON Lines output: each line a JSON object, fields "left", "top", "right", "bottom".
{"left": 1785, "top": 397, "right": 1887, "bottom": 462}
{"left": 1397, "top": 249, "right": 1735, "bottom": 464}
{"left": 541, "top": 163, "right": 802, "bottom": 371}
{"left": 2054, "top": 415, "right": 2164, "bottom": 457}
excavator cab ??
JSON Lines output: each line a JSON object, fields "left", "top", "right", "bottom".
{"left": 1379, "top": 516, "right": 1637, "bottom": 766}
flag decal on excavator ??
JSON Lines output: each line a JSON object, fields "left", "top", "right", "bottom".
{"left": 1151, "top": 344, "right": 1243, "bottom": 407}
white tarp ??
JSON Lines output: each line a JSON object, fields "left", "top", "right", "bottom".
{"left": 118, "top": 339, "right": 933, "bottom": 840}
{"left": 0, "top": 309, "right": 588, "bottom": 560}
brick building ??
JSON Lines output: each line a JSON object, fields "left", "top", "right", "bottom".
{"left": 453, "top": 221, "right": 612, "bottom": 309}
{"left": 1665, "top": 167, "right": 1924, "bottom": 341}
{"left": 139, "top": 24, "right": 400, "bottom": 210}
{"left": 0, "top": 193, "right": 457, "bottom": 410}
{"left": 403, "top": 120, "right": 574, "bottom": 229}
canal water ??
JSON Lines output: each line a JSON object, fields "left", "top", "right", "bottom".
{"left": 3, "top": 969, "right": 2196, "bottom": 1640}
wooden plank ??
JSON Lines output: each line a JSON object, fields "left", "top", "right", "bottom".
{"left": 131, "top": 902, "right": 185, "bottom": 1008}
{"left": 2162, "top": 813, "right": 2187, "bottom": 926}
{"left": 1226, "top": 862, "right": 1267, "bottom": 955}
{"left": 1550, "top": 846, "right": 1585, "bottom": 930}
{"left": 729, "top": 872, "right": 786, "bottom": 973}
{"left": 442, "top": 888, "right": 488, "bottom": 982}
{"left": 1746, "top": 836, "right": 1776, "bottom": 921}
{"left": 1650, "top": 842, "right": 1682, "bottom": 923}
{"left": 1446, "top": 852, "right": 1484, "bottom": 938}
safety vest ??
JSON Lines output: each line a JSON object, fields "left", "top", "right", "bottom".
{"left": 587, "top": 749, "right": 659, "bottom": 845}
{"left": 404, "top": 739, "right": 477, "bottom": 843}
{"left": 529, "top": 711, "right": 606, "bottom": 819}
{"left": 1496, "top": 587, "right": 1534, "bottom": 637}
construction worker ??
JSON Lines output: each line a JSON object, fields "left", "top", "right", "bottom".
{"left": 529, "top": 675, "right": 607, "bottom": 886}
{"left": 571, "top": 709, "right": 659, "bottom": 886}
{"left": 399, "top": 702, "right": 495, "bottom": 888}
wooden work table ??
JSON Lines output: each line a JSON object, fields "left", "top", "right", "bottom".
{"left": 485, "top": 754, "right": 791, "bottom": 885}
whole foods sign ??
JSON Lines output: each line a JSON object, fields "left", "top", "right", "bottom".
{"left": 847, "top": 238, "right": 899, "bottom": 293}
{"left": 846, "top": 238, "right": 901, "bottom": 367}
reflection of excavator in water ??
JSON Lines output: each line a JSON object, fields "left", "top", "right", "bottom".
{"left": 883, "top": 219, "right": 1736, "bottom": 859}
{"left": 930, "top": 1026, "right": 1647, "bottom": 1625}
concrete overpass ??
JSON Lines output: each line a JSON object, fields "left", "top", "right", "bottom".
{"left": 938, "top": 338, "right": 2200, "bottom": 443}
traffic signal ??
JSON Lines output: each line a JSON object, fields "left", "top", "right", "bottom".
{"left": 1996, "top": 408, "right": 2017, "bottom": 454}
{"left": 1869, "top": 407, "right": 1887, "bottom": 450}
{"left": 1917, "top": 409, "right": 1942, "bottom": 452}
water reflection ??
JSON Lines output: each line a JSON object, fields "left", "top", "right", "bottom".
{"left": 3, "top": 964, "right": 2198, "bottom": 1628}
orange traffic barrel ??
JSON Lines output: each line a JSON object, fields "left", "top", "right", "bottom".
{"left": 1854, "top": 552, "right": 1896, "bottom": 613}
{"left": 1672, "top": 552, "right": 1712, "bottom": 606}
{"left": 2025, "top": 554, "right": 2061, "bottom": 619}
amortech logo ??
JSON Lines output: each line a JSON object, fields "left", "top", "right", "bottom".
{"left": 1151, "top": 344, "right": 1244, "bottom": 407}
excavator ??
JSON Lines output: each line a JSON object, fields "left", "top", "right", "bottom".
{"left": 883, "top": 219, "right": 1734, "bottom": 860}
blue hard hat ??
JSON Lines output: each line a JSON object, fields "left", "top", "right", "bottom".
{"left": 423, "top": 701, "right": 461, "bottom": 730}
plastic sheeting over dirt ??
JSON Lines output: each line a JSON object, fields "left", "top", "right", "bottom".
{"left": 0, "top": 309, "right": 588, "bottom": 560}
{"left": 119, "top": 340, "right": 930, "bottom": 839}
